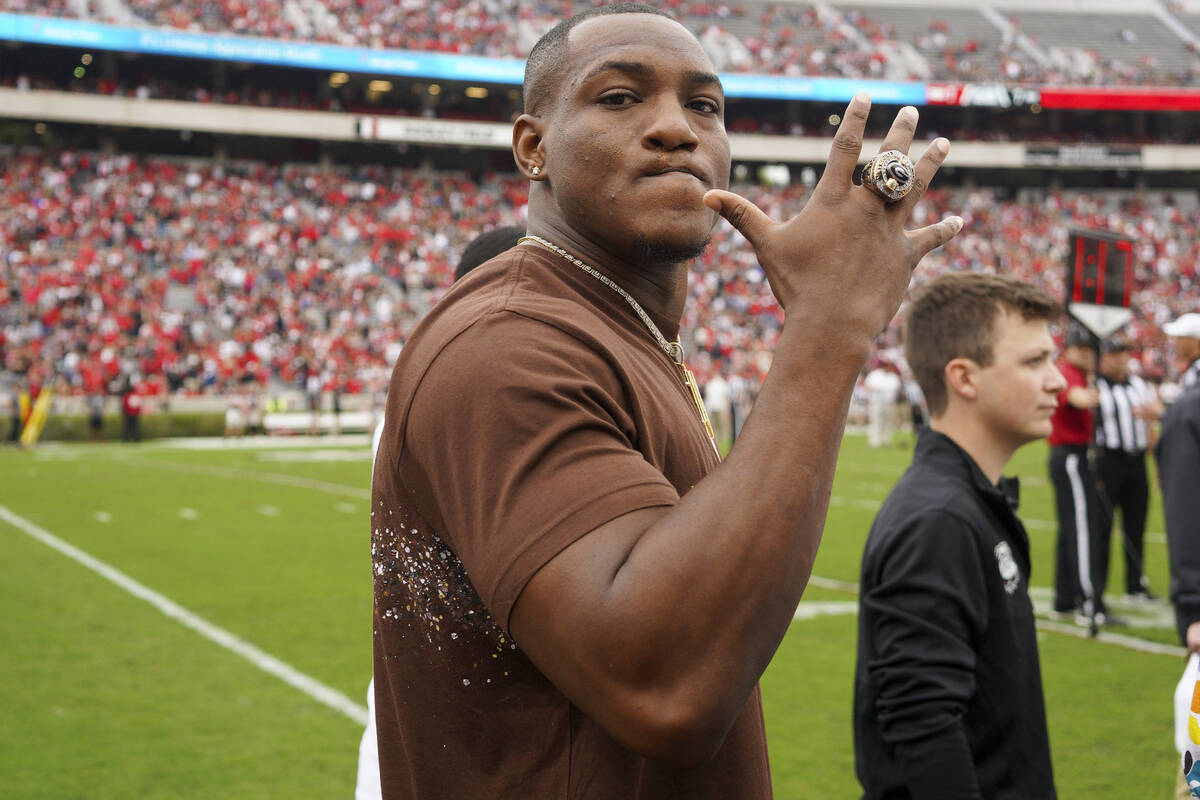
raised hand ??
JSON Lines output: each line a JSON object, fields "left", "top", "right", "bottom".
{"left": 703, "top": 93, "right": 961, "bottom": 341}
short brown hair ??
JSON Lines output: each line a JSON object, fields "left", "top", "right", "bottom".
{"left": 904, "top": 272, "right": 1060, "bottom": 416}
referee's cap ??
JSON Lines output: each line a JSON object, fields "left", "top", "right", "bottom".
{"left": 1164, "top": 312, "right": 1200, "bottom": 339}
{"left": 1064, "top": 322, "right": 1097, "bottom": 348}
{"left": 1100, "top": 334, "right": 1131, "bottom": 354}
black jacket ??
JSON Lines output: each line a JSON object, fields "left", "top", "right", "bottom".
{"left": 854, "top": 429, "right": 1056, "bottom": 800}
{"left": 1157, "top": 385, "right": 1200, "bottom": 644}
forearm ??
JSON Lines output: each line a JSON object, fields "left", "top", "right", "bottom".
{"left": 623, "top": 322, "right": 868, "bottom": 651}
{"left": 893, "top": 726, "right": 983, "bottom": 800}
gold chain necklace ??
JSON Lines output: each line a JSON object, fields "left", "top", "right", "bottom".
{"left": 519, "top": 234, "right": 720, "bottom": 459}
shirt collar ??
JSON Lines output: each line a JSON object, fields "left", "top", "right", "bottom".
{"left": 914, "top": 427, "right": 1020, "bottom": 512}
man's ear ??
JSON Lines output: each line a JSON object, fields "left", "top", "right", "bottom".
{"left": 513, "top": 114, "right": 547, "bottom": 181}
{"left": 944, "top": 357, "right": 978, "bottom": 403}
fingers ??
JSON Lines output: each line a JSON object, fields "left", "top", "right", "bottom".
{"left": 816, "top": 92, "right": 871, "bottom": 194}
{"left": 703, "top": 189, "right": 775, "bottom": 250}
{"left": 895, "top": 137, "right": 950, "bottom": 216}
{"left": 877, "top": 106, "right": 919, "bottom": 157}
{"left": 906, "top": 215, "right": 963, "bottom": 258}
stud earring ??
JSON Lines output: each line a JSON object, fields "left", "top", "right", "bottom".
{"left": 531, "top": 165, "right": 540, "bottom": 176}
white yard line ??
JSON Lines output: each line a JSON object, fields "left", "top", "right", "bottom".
{"left": 829, "top": 495, "right": 1166, "bottom": 542}
{"left": 806, "top": 572, "right": 1184, "bottom": 657}
{"left": 117, "top": 457, "right": 371, "bottom": 500}
{"left": 793, "top": 601, "right": 858, "bottom": 620}
{"left": 0, "top": 504, "right": 369, "bottom": 727}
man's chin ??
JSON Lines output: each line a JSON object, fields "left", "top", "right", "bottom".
{"left": 635, "top": 233, "right": 711, "bottom": 267}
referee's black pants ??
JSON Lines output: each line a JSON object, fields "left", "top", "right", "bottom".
{"left": 1096, "top": 449, "right": 1150, "bottom": 595}
{"left": 1049, "top": 445, "right": 1106, "bottom": 614}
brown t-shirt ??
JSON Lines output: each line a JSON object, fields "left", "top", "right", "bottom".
{"left": 371, "top": 244, "right": 772, "bottom": 799}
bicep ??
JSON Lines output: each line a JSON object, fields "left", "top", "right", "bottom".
{"left": 509, "top": 505, "right": 670, "bottom": 694}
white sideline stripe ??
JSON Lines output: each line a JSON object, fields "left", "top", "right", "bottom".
{"left": 793, "top": 601, "right": 857, "bottom": 620}
{"left": 100, "top": 457, "right": 1174, "bottom": 543}
{"left": 829, "top": 495, "right": 1166, "bottom": 541}
{"left": 807, "top": 573, "right": 1184, "bottom": 658}
{"left": 1034, "top": 620, "right": 1186, "bottom": 657}
{"left": 118, "top": 457, "right": 371, "bottom": 500}
{"left": 0, "top": 504, "right": 369, "bottom": 727}
{"left": 807, "top": 574, "right": 861, "bottom": 594}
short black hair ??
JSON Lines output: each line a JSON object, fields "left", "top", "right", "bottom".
{"left": 454, "top": 225, "right": 525, "bottom": 281}
{"left": 523, "top": 3, "right": 678, "bottom": 116}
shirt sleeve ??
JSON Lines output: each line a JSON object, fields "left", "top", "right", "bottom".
{"left": 861, "top": 510, "right": 989, "bottom": 799}
{"left": 401, "top": 311, "right": 680, "bottom": 633}
{"left": 1158, "top": 395, "right": 1200, "bottom": 641}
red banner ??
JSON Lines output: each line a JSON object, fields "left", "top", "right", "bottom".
{"left": 1037, "top": 87, "right": 1200, "bottom": 111}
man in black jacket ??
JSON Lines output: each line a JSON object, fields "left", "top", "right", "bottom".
{"left": 855, "top": 272, "right": 1062, "bottom": 799}
{"left": 1159, "top": 324, "right": 1200, "bottom": 652}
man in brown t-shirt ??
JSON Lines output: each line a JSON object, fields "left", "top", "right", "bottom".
{"left": 372, "top": 4, "right": 963, "bottom": 797}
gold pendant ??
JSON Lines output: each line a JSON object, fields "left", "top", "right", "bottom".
{"left": 678, "top": 362, "right": 721, "bottom": 459}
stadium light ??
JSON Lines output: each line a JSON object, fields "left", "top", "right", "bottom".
{"left": 428, "top": 84, "right": 441, "bottom": 96}
{"left": 465, "top": 87, "right": 488, "bottom": 99}
{"left": 329, "top": 72, "right": 349, "bottom": 87}
{"left": 368, "top": 80, "right": 392, "bottom": 93}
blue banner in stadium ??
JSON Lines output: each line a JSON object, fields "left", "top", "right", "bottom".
{"left": 0, "top": 12, "right": 925, "bottom": 104}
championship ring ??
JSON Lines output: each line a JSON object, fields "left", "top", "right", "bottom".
{"left": 858, "top": 150, "right": 916, "bottom": 203}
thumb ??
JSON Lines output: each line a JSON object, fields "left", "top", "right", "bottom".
{"left": 703, "top": 189, "right": 775, "bottom": 249}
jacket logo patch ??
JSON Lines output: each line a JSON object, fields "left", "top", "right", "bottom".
{"left": 994, "top": 542, "right": 1020, "bottom": 595}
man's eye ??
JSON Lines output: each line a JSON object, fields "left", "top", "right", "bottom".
{"left": 599, "top": 93, "right": 636, "bottom": 106}
{"left": 690, "top": 99, "right": 720, "bottom": 114}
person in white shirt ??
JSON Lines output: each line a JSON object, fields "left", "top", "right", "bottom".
{"left": 864, "top": 361, "right": 902, "bottom": 448}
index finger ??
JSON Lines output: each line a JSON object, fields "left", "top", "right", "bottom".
{"left": 815, "top": 92, "right": 872, "bottom": 194}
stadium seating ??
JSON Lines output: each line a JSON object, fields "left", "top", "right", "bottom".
{"left": 4, "top": 0, "right": 1198, "bottom": 86}
{"left": 3, "top": 149, "right": 1196, "bottom": 402}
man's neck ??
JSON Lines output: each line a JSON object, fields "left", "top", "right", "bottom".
{"left": 525, "top": 220, "right": 690, "bottom": 325}
{"left": 929, "top": 414, "right": 1015, "bottom": 485}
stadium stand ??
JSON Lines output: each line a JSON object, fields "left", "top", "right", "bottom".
{"left": 4, "top": 0, "right": 1199, "bottom": 85}
{"left": 2, "top": 0, "right": 1199, "bottom": 425}
{"left": 2, "top": 146, "right": 1197, "bottom": 404}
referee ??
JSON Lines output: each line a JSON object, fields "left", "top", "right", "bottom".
{"left": 1094, "top": 335, "right": 1162, "bottom": 604}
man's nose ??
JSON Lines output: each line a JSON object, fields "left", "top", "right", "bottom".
{"left": 1047, "top": 364, "right": 1068, "bottom": 394}
{"left": 643, "top": 98, "right": 699, "bottom": 152}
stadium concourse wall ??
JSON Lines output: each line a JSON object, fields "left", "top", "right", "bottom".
{"left": 6, "top": 87, "right": 1200, "bottom": 172}
{"left": 2, "top": 392, "right": 379, "bottom": 442}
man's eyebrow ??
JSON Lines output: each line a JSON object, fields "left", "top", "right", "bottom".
{"left": 582, "top": 60, "right": 650, "bottom": 82}
{"left": 581, "top": 60, "right": 723, "bottom": 91}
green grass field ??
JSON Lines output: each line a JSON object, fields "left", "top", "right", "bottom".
{"left": 0, "top": 432, "right": 1183, "bottom": 798}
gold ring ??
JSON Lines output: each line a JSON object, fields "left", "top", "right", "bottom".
{"left": 858, "top": 150, "right": 916, "bottom": 203}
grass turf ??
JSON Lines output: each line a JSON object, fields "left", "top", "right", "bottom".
{"left": 0, "top": 433, "right": 1181, "bottom": 798}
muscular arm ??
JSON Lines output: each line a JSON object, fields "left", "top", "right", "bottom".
{"left": 510, "top": 96, "right": 961, "bottom": 763}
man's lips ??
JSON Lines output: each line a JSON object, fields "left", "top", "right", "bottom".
{"left": 644, "top": 166, "right": 707, "bottom": 184}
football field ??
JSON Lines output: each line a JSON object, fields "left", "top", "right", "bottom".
{"left": 0, "top": 433, "right": 1183, "bottom": 798}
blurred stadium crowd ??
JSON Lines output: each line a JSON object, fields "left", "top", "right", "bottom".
{"left": 7, "top": 0, "right": 1200, "bottom": 87}
{"left": 2, "top": 0, "right": 1199, "bottom": 416}
{"left": 2, "top": 148, "right": 1197, "bottom": 405}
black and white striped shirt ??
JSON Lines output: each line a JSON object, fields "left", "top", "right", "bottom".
{"left": 1095, "top": 374, "right": 1154, "bottom": 453}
